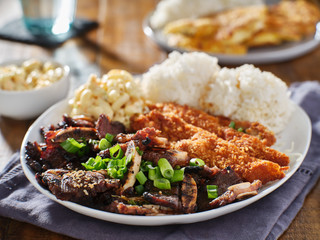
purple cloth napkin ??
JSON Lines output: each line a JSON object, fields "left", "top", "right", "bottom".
{"left": 0, "top": 81, "right": 319, "bottom": 240}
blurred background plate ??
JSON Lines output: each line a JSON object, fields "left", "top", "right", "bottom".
{"left": 143, "top": 13, "right": 320, "bottom": 65}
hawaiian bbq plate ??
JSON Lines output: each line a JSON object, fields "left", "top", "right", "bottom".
{"left": 20, "top": 99, "right": 311, "bottom": 226}
{"left": 143, "top": 13, "right": 320, "bottom": 65}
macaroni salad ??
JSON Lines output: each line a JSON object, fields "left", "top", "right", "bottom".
{"left": 69, "top": 69, "right": 145, "bottom": 128}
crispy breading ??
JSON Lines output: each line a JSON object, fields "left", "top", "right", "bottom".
{"left": 149, "top": 102, "right": 276, "bottom": 146}
{"left": 131, "top": 110, "right": 287, "bottom": 184}
{"left": 175, "top": 131, "right": 285, "bottom": 184}
{"left": 130, "top": 110, "right": 199, "bottom": 141}
{"left": 154, "top": 102, "right": 288, "bottom": 166}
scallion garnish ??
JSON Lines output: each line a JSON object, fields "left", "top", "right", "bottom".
{"left": 140, "top": 160, "right": 154, "bottom": 172}
{"left": 135, "top": 185, "right": 144, "bottom": 195}
{"left": 110, "top": 144, "right": 124, "bottom": 159}
{"left": 189, "top": 158, "right": 205, "bottom": 167}
{"left": 237, "top": 127, "right": 244, "bottom": 132}
{"left": 136, "top": 171, "right": 148, "bottom": 185}
{"left": 105, "top": 133, "right": 114, "bottom": 143}
{"left": 81, "top": 156, "right": 107, "bottom": 170}
{"left": 158, "top": 158, "right": 174, "bottom": 179}
{"left": 229, "top": 121, "right": 236, "bottom": 129}
{"left": 60, "top": 138, "right": 86, "bottom": 154}
{"left": 99, "top": 138, "right": 112, "bottom": 150}
{"left": 170, "top": 169, "right": 185, "bottom": 182}
{"left": 136, "top": 146, "right": 143, "bottom": 156}
{"left": 207, "top": 185, "right": 218, "bottom": 199}
{"left": 154, "top": 178, "right": 171, "bottom": 190}
{"left": 148, "top": 166, "right": 162, "bottom": 181}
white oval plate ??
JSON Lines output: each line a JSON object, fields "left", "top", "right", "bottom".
{"left": 143, "top": 14, "right": 320, "bottom": 65}
{"left": 20, "top": 99, "right": 311, "bottom": 226}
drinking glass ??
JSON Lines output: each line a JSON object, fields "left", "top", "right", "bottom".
{"left": 20, "top": 0, "right": 77, "bottom": 37}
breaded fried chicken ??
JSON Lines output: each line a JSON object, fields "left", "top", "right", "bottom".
{"left": 131, "top": 110, "right": 287, "bottom": 184}
{"left": 175, "top": 131, "right": 286, "bottom": 184}
{"left": 149, "top": 102, "right": 276, "bottom": 146}
{"left": 148, "top": 103, "right": 288, "bottom": 166}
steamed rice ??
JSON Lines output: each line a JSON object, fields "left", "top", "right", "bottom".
{"left": 201, "top": 65, "right": 294, "bottom": 133}
{"left": 141, "top": 51, "right": 294, "bottom": 134}
{"left": 141, "top": 51, "right": 220, "bottom": 109}
{"left": 150, "top": 0, "right": 264, "bottom": 29}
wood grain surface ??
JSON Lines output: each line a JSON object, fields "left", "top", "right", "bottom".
{"left": 0, "top": 0, "right": 319, "bottom": 239}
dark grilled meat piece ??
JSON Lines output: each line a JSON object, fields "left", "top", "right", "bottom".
{"left": 115, "top": 201, "right": 170, "bottom": 215}
{"left": 40, "top": 115, "right": 95, "bottom": 136}
{"left": 185, "top": 165, "right": 220, "bottom": 179}
{"left": 143, "top": 192, "right": 180, "bottom": 210}
{"left": 181, "top": 174, "right": 197, "bottom": 213}
{"left": 142, "top": 149, "right": 190, "bottom": 168}
{"left": 45, "top": 127, "right": 98, "bottom": 143}
{"left": 59, "top": 114, "right": 96, "bottom": 128}
{"left": 195, "top": 167, "right": 243, "bottom": 211}
{"left": 96, "top": 114, "right": 126, "bottom": 139}
{"left": 40, "top": 169, "right": 120, "bottom": 204}
{"left": 115, "top": 127, "right": 169, "bottom": 150}
{"left": 25, "top": 141, "right": 43, "bottom": 172}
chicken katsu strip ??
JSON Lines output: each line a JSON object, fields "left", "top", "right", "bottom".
{"left": 147, "top": 103, "right": 288, "bottom": 166}
{"left": 175, "top": 131, "right": 286, "bottom": 184}
{"left": 131, "top": 110, "right": 286, "bottom": 184}
{"left": 130, "top": 110, "right": 199, "bottom": 142}
{"left": 149, "top": 102, "right": 276, "bottom": 146}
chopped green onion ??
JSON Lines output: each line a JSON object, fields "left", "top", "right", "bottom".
{"left": 237, "top": 127, "right": 244, "bottom": 132}
{"left": 189, "top": 158, "right": 205, "bottom": 167}
{"left": 158, "top": 158, "right": 174, "bottom": 179}
{"left": 60, "top": 138, "right": 86, "bottom": 154}
{"left": 229, "top": 121, "right": 236, "bottom": 129}
{"left": 136, "top": 146, "right": 143, "bottom": 156}
{"left": 82, "top": 156, "right": 107, "bottom": 170}
{"left": 140, "top": 161, "right": 154, "bottom": 172}
{"left": 107, "top": 159, "right": 118, "bottom": 168}
{"left": 170, "top": 169, "right": 185, "bottom": 182}
{"left": 135, "top": 185, "right": 144, "bottom": 195}
{"left": 207, "top": 185, "right": 218, "bottom": 199}
{"left": 154, "top": 178, "right": 171, "bottom": 190}
{"left": 99, "top": 138, "right": 112, "bottom": 150}
{"left": 148, "top": 166, "right": 162, "bottom": 181}
{"left": 116, "top": 167, "right": 127, "bottom": 178}
{"left": 136, "top": 171, "right": 148, "bottom": 185}
{"left": 107, "top": 168, "right": 118, "bottom": 178}
{"left": 110, "top": 144, "right": 124, "bottom": 159}
{"left": 128, "top": 199, "right": 137, "bottom": 205}
{"left": 105, "top": 133, "right": 114, "bottom": 143}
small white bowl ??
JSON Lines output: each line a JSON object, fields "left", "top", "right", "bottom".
{"left": 0, "top": 59, "right": 71, "bottom": 120}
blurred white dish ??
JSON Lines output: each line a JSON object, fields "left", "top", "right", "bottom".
{"left": 143, "top": 14, "right": 320, "bottom": 65}
{"left": 20, "top": 99, "right": 311, "bottom": 225}
{"left": 0, "top": 59, "right": 70, "bottom": 119}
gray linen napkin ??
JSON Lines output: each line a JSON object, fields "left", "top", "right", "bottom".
{"left": 0, "top": 81, "right": 319, "bottom": 240}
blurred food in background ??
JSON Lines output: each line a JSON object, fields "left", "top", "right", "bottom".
{"left": 161, "top": 0, "right": 320, "bottom": 55}
{"left": 150, "top": 0, "right": 264, "bottom": 29}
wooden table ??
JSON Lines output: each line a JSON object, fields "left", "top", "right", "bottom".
{"left": 0, "top": 0, "right": 319, "bottom": 239}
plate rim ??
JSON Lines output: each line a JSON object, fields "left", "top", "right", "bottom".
{"left": 20, "top": 99, "right": 312, "bottom": 226}
{"left": 143, "top": 12, "right": 320, "bottom": 65}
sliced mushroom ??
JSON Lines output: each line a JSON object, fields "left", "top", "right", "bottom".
{"left": 121, "top": 140, "right": 142, "bottom": 194}
{"left": 181, "top": 174, "right": 197, "bottom": 213}
{"left": 209, "top": 180, "right": 262, "bottom": 208}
